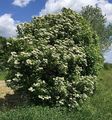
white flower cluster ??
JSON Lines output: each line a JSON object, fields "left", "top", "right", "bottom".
{"left": 38, "top": 95, "right": 51, "bottom": 100}
{"left": 15, "top": 72, "right": 23, "bottom": 77}
{"left": 6, "top": 42, "right": 11, "bottom": 46}
{"left": 7, "top": 79, "right": 11, "bottom": 83}
{"left": 20, "top": 52, "right": 31, "bottom": 57}
{"left": 33, "top": 80, "right": 45, "bottom": 87}
{"left": 7, "top": 52, "right": 18, "bottom": 63}
{"left": 28, "top": 87, "right": 35, "bottom": 92}
{"left": 26, "top": 59, "right": 33, "bottom": 65}
{"left": 12, "top": 77, "right": 19, "bottom": 82}
{"left": 11, "top": 52, "right": 17, "bottom": 56}
{"left": 14, "top": 60, "right": 20, "bottom": 65}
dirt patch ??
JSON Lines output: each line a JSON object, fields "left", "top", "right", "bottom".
{"left": 0, "top": 81, "right": 29, "bottom": 109}
{"left": 0, "top": 81, "right": 14, "bottom": 99}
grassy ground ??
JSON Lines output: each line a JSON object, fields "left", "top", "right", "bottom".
{"left": 0, "top": 71, "right": 7, "bottom": 80}
{"left": 0, "top": 67, "right": 112, "bottom": 120}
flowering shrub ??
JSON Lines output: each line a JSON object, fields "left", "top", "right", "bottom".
{"left": 6, "top": 8, "right": 103, "bottom": 109}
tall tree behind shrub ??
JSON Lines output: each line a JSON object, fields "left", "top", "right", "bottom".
{"left": 81, "top": 5, "right": 112, "bottom": 52}
{"left": 6, "top": 8, "right": 103, "bottom": 109}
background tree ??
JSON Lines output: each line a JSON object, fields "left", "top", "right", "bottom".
{"left": 0, "top": 36, "right": 7, "bottom": 71}
{"left": 81, "top": 5, "right": 112, "bottom": 52}
{"left": 0, "top": 36, "right": 14, "bottom": 71}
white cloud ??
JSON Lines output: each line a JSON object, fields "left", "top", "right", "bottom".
{"left": 12, "top": 0, "right": 34, "bottom": 7}
{"left": 40, "top": 0, "right": 112, "bottom": 23}
{"left": 0, "top": 14, "right": 17, "bottom": 38}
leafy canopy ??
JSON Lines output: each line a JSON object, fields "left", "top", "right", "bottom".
{"left": 81, "top": 5, "right": 112, "bottom": 52}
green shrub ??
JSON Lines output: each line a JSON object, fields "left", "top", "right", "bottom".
{"left": 6, "top": 8, "right": 103, "bottom": 109}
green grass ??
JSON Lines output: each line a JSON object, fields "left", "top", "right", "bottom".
{"left": 0, "top": 71, "right": 7, "bottom": 80}
{"left": 0, "top": 67, "right": 112, "bottom": 120}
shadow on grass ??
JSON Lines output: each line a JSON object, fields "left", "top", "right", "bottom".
{"left": 0, "top": 92, "right": 29, "bottom": 111}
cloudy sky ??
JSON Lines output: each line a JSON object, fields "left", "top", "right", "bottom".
{"left": 0, "top": 0, "right": 112, "bottom": 63}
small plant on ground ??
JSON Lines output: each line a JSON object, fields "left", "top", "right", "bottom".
{"left": 6, "top": 8, "right": 103, "bottom": 109}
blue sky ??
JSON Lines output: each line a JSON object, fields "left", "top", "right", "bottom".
{"left": 0, "top": 0, "right": 112, "bottom": 63}
{"left": 0, "top": 0, "right": 46, "bottom": 22}
{"left": 109, "top": 0, "right": 112, "bottom": 3}
{"left": 0, "top": 0, "right": 111, "bottom": 23}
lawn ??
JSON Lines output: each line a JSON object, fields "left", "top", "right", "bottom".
{"left": 0, "top": 67, "right": 112, "bottom": 120}
{"left": 0, "top": 71, "right": 7, "bottom": 80}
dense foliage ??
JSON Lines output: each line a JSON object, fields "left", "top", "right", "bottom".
{"left": 0, "top": 37, "right": 15, "bottom": 72}
{"left": 81, "top": 5, "right": 112, "bottom": 52}
{"left": 6, "top": 8, "right": 103, "bottom": 109}
{"left": 0, "top": 36, "right": 8, "bottom": 71}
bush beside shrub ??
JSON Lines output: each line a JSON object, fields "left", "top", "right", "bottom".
{"left": 0, "top": 37, "right": 8, "bottom": 71}
{"left": 6, "top": 8, "right": 103, "bottom": 109}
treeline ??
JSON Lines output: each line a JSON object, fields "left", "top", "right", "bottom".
{"left": 104, "top": 63, "right": 112, "bottom": 70}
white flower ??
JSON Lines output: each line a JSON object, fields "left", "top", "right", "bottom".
{"left": 43, "top": 59, "right": 48, "bottom": 64}
{"left": 28, "top": 87, "right": 35, "bottom": 92}
{"left": 21, "top": 52, "right": 30, "bottom": 57}
{"left": 33, "top": 83, "right": 40, "bottom": 87}
{"left": 12, "top": 77, "right": 19, "bottom": 82}
{"left": 38, "top": 95, "right": 44, "bottom": 100}
{"left": 14, "top": 60, "right": 20, "bottom": 65}
{"left": 32, "top": 50, "right": 37, "bottom": 54}
{"left": 7, "top": 56, "right": 13, "bottom": 63}
{"left": 20, "top": 52, "right": 25, "bottom": 55}
{"left": 29, "top": 41, "right": 33, "bottom": 44}
{"left": 15, "top": 72, "right": 23, "bottom": 77}
{"left": 38, "top": 95, "right": 51, "bottom": 100}
{"left": 33, "top": 80, "right": 45, "bottom": 87}
{"left": 44, "top": 96, "right": 51, "bottom": 100}
{"left": 82, "top": 93, "right": 88, "bottom": 100}
{"left": 56, "top": 96, "right": 60, "bottom": 100}
{"left": 26, "top": 59, "right": 33, "bottom": 65}
{"left": 74, "top": 101, "right": 79, "bottom": 107}
{"left": 38, "top": 67, "right": 43, "bottom": 70}
{"left": 59, "top": 100, "right": 64, "bottom": 105}
{"left": 7, "top": 79, "right": 11, "bottom": 82}
{"left": 11, "top": 52, "right": 17, "bottom": 57}
{"left": 11, "top": 52, "right": 16, "bottom": 55}
{"left": 6, "top": 42, "right": 11, "bottom": 45}
{"left": 75, "top": 94, "right": 80, "bottom": 98}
